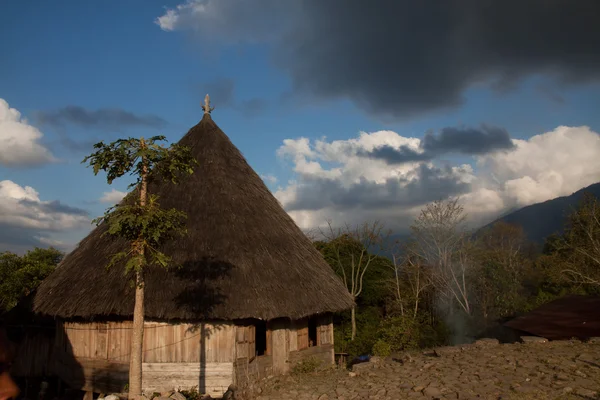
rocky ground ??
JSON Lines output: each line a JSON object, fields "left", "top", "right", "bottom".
{"left": 249, "top": 337, "right": 600, "bottom": 400}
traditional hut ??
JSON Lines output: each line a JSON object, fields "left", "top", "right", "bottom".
{"left": 30, "top": 98, "right": 354, "bottom": 397}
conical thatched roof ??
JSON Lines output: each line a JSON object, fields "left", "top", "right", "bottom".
{"left": 33, "top": 114, "right": 353, "bottom": 321}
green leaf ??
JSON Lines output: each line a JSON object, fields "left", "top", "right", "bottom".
{"left": 82, "top": 134, "right": 198, "bottom": 283}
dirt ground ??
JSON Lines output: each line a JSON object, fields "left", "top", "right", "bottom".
{"left": 249, "top": 337, "right": 600, "bottom": 400}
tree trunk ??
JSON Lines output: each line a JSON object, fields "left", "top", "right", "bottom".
{"left": 351, "top": 304, "right": 357, "bottom": 341}
{"left": 129, "top": 146, "right": 147, "bottom": 400}
{"left": 128, "top": 270, "right": 145, "bottom": 399}
{"left": 413, "top": 296, "right": 419, "bottom": 319}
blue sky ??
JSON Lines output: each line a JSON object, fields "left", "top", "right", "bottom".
{"left": 2, "top": 0, "right": 600, "bottom": 252}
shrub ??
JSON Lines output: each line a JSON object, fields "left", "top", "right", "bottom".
{"left": 373, "top": 313, "right": 449, "bottom": 355}
{"left": 371, "top": 339, "right": 392, "bottom": 357}
{"left": 179, "top": 386, "right": 201, "bottom": 400}
{"left": 292, "top": 356, "right": 322, "bottom": 374}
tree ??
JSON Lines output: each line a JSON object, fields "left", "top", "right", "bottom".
{"left": 472, "top": 222, "right": 531, "bottom": 319}
{"left": 83, "top": 136, "right": 196, "bottom": 399}
{"left": 409, "top": 198, "right": 473, "bottom": 315}
{"left": 0, "top": 247, "right": 63, "bottom": 313}
{"left": 387, "top": 237, "right": 433, "bottom": 320}
{"left": 319, "top": 220, "right": 389, "bottom": 340}
{"left": 557, "top": 193, "right": 600, "bottom": 287}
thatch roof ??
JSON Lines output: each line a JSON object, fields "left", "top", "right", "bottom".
{"left": 32, "top": 114, "right": 353, "bottom": 321}
{"left": 504, "top": 295, "right": 600, "bottom": 340}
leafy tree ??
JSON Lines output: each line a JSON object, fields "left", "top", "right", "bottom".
{"left": 83, "top": 136, "right": 196, "bottom": 399}
{"left": 0, "top": 247, "right": 63, "bottom": 313}
{"left": 472, "top": 222, "right": 532, "bottom": 320}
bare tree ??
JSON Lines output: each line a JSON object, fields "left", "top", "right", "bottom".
{"left": 560, "top": 193, "right": 600, "bottom": 287}
{"left": 409, "top": 198, "right": 473, "bottom": 315}
{"left": 321, "top": 220, "right": 389, "bottom": 340}
{"left": 389, "top": 243, "right": 432, "bottom": 319}
{"left": 390, "top": 252, "right": 406, "bottom": 317}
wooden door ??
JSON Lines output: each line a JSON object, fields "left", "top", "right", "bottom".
{"left": 235, "top": 326, "right": 248, "bottom": 359}
{"left": 247, "top": 325, "right": 256, "bottom": 358}
{"left": 296, "top": 319, "right": 309, "bottom": 350}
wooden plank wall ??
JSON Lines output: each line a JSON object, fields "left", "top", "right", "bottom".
{"left": 55, "top": 316, "right": 334, "bottom": 394}
{"left": 269, "top": 320, "right": 290, "bottom": 374}
{"left": 143, "top": 362, "right": 234, "bottom": 398}
{"left": 287, "top": 321, "right": 298, "bottom": 353}
{"left": 57, "top": 321, "right": 236, "bottom": 396}
{"left": 61, "top": 321, "right": 235, "bottom": 363}
{"left": 54, "top": 351, "right": 129, "bottom": 394}
{"left": 10, "top": 331, "right": 55, "bottom": 377}
{"left": 234, "top": 325, "right": 256, "bottom": 359}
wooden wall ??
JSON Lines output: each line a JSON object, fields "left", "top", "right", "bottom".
{"left": 234, "top": 325, "right": 256, "bottom": 359}
{"left": 59, "top": 321, "right": 235, "bottom": 363}
{"left": 234, "top": 315, "right": 335, "bottom": 379}
{"left": 29, "top": 315, "right": 335, "bottom": 396}
{"left": 55, "top": 321, "right": 236, "bottom": 397}
{"left": 9, "top": 330, "right": 55, "bottom": 377}
{"left": 287, "top": 315, "right": 334, "bottom": 370}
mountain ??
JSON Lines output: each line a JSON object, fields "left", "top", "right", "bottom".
{"left": 476, "top": 182, "right": 600, "bottom": 246}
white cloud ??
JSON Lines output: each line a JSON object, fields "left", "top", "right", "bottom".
{"left": 272, "top": 125, "right": 600, "bottom": 232}
{"left": 260, "top": 174, "right": 278, "bottom": 184}
{"left": 155, "top": 0, "right": 291, "bottom": 42}
{"left": 0, "top": 98, "right": 56, "bottom": 167}
{"left": 0, "top": 180, "right": 90, "bottom": 251}
{"left": 475, "top": 126, "right": 600, "bottom": 206}
{"left": 100, "top": 188, "right": 127, "bottom": 204}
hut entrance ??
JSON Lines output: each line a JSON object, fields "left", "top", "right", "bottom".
{"left": 308, "top": 317, "right": 317, "bottom": 347}
{"left": 255, "top": 320, "right": 268, "bottom": 356}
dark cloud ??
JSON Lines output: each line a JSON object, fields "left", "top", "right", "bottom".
{"left": 57, "top": 135, "right": 99, "bottom": 152}
{"left": 359, "top": 145, "right": 429, "bottom": 165}
{"left": 285, "top": 164, "right": 471, "bottom": 212}
{"left": 0, "top": 226, "right": 76, "bottom": 254}
{"left": 203, "top": 78, "right": 236, "bottom": 107}
{"left": 168, "top": 0, "right": 600, "bottom": 119}
{"left": 17, "top": 200, "right": 89, "bottom": 218}
{"left": 201, "top": 78, "right": 268, "bottom": 117}
{"left": 35, "top": 106, "right": 167, "bottom": 129}
{"left": 422, "top": 125, "right": 515, "bottom": 155}
{"left": 0, "top": 206, "right": 91, "bottom": 254}
{"left": 362, "top": 125, "right": 514, "bottom": 165}
{"left": 0, "top": 226, "right": 43, "bottom": 250}
{"left": 239, "top": 98, "right": 267, "bottom": 117}
{"left": 276, "top": 0, "right": 600, "bottom": 119}
{"left": 536, "top": 83, "right": 566, "bottom": 105}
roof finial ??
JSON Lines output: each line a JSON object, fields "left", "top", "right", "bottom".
{"left": 202, "top": 93, "right": 215, "bottom": 115}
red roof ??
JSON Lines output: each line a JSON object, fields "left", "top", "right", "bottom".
{"left": 504, "top": 295, "right": 600, "bottom": 340}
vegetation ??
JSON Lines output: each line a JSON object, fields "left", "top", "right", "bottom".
{"left": 291, "top": 356, "right": 323, "bottom": 374}
{"left": 0, "top": 247, "right": 63, "bottom": 313}
{"left": 316, "top": 194, "right": 600, "bottom": 361}
{"left": 83, "top": 136, "right": 197, "bottom": 399}
{"left": 178, "top": 386, "right": 202, "bottom": 400}
{"left": 317, "top": 220, "right": 390, "bottom": 340}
